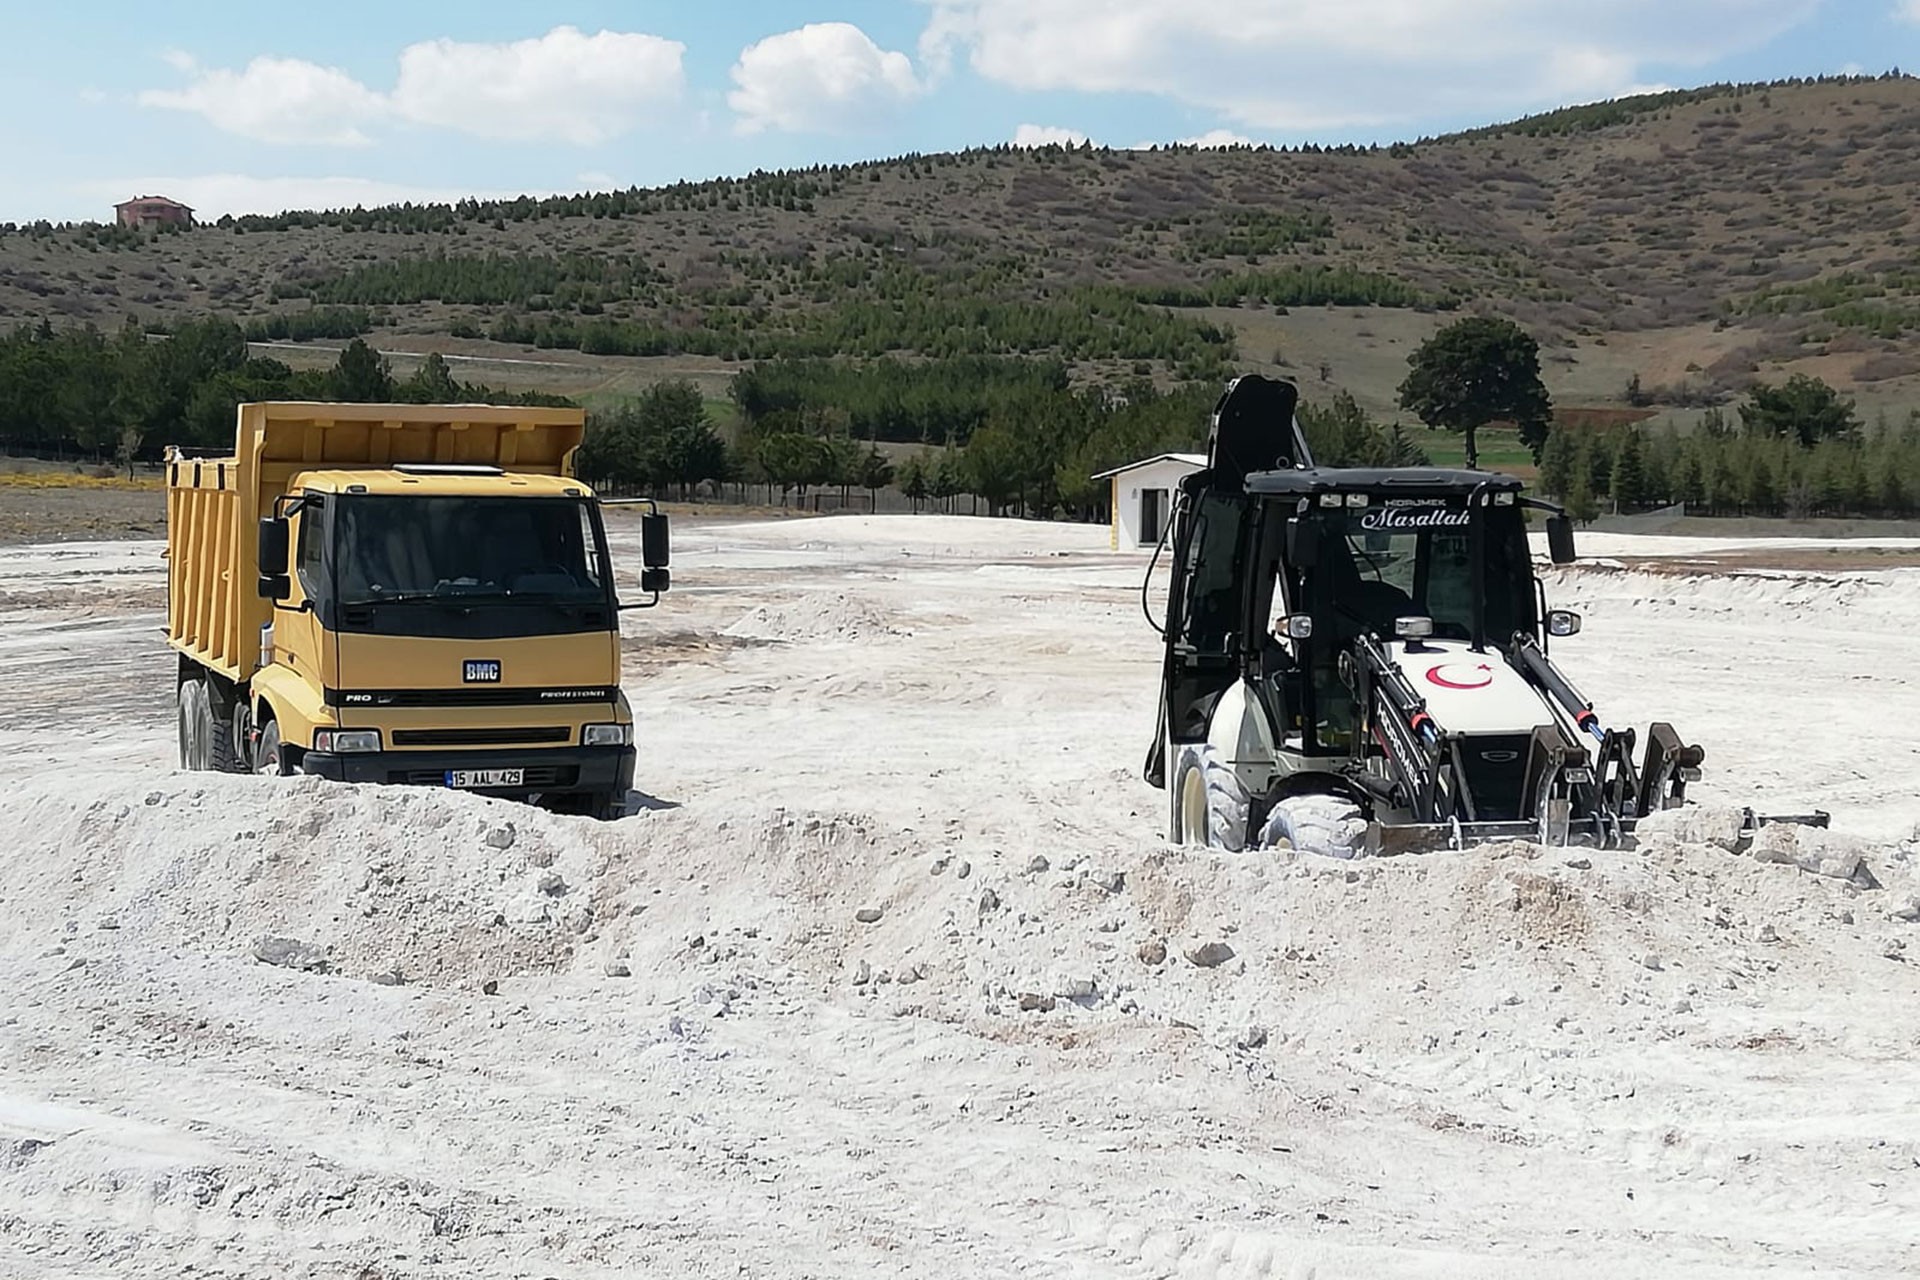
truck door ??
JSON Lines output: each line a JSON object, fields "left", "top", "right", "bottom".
{"left": 1162, "top": 486, "right": 1252, "bottom": 745}
{"left": 277, "top": 495, "right": 335, "bottom": 695}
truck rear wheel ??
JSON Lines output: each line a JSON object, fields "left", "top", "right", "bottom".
{"left": 177, "top": 678, "right": 211, "bottom": 770}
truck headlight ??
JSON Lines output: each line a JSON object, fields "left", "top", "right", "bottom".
{"left": 582, "top": 722, "right": 632, "bottom": 747}
{"left": 314, "top": 729, "right": 382, "bottom": 753}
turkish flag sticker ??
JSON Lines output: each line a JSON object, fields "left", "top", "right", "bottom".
{"left": 1426, "top": 663, "right": 1493, "bottom": 690}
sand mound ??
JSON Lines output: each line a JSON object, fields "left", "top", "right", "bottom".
{"left": 723, "top": 591, "right": 907, "bottom": 643}
{"left": 7, "top": 774, "right": 1916, "bottom": 1048}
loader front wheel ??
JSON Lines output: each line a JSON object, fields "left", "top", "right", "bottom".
{"left": 177, "top": 678, "right": 212, "bottom": 771}
{"left": 1261, "top": 794, "right": 1366, "bottom": 859}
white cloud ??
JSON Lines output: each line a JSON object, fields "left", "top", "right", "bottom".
{"left": 729, "top": 23, "right": 922, "bottom": 135}
{"left": 1896, "top": 2, "right": 1920, "bottom": 24}
{"left": 391, "top": 26, "right": 685, "bottom": 144}
{"left": 1011, "top": 123, "right": 1092, "bottom": 147}
{"left": 137, "top": 26, "right": 684, "bottom": 148}
{"left": 77, "top": 175, "right": 550, "bottom": 220}
{"left": 923, "top": 0, "right": 1821, "bottom": 132}
{"left": 1175, "top": 129, "right": 1257, "bottom": 148}
{"left": 138, "top": 54, "right": 385, "bottom": 146}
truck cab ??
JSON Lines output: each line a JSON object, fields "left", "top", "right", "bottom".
{"left": 168, "top": 402, "right": 669, "bottom": 819}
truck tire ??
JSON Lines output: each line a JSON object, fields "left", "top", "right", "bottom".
{"left": 210, "top": 687, "right": 244, "bottom": 774}
{"left": 177, "top": 678, "right": 211, "bottom": 771}
{"left": 1176, "top": 747, "right": 1248, "bottom": 852}
{"left": 586, "top": 791, "right": 622, "bottom": 821}
{"left": 1260, "top": 795, "right": 1366, "bottom": 859}
{"left": 255, "top": 718, "right": 290, "bottom": 776}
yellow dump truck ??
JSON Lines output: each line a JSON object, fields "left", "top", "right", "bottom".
{"left": 165, "top": 401, "right": 669, "bottom": 819}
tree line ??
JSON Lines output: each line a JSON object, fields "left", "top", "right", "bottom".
{"left": 0, "top": 319, "right": 563, "bottom": 464}
{"left": 1539, "top": 374, "right": 1920, "bottom": 519}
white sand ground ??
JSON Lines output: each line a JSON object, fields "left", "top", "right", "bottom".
{"left": 1, "top": 514, "right": 1918, "bottom": 1278}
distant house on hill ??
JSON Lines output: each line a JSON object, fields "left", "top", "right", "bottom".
{"left": 1092, "top": 452, "right": 1206, "bottom": 549}
{"left": 115, "top": 195, "right": 194, "bottom": 229}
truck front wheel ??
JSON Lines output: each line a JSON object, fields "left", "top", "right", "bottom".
{"left": 255, "top": 718, "right": 290, "bottom": 776}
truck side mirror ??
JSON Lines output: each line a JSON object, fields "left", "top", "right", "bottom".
{"left": 641, "top": 513, "right": 670, "bottom": 568}
{"left": 1546, "top": 514, "right": 1576, "bottom": 564}
{"left": 1285, "top": 518, "right": 1318, "bottom": 569}
{"left": 258, "top": 516, "right": 290, "bottom": 575}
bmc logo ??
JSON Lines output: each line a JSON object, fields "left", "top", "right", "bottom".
{"left": 463, "top": 659, "right": 502, "bottom": 683}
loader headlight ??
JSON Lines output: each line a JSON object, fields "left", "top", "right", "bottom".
{"left": 582, "top": 722, "right": 633, "bottom": 747}
{"left": 314, "top": 729, "right": 382, "bottom": 754}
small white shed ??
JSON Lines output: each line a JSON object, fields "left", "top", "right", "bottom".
{"left": 1093, "top": 452, "right": 1206, "bottom": 550}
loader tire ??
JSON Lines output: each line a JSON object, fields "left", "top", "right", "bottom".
{"left": 178, "top": 677, "right": 213, "bottom": 771}
{"left": 1261, "top": 794, "right": 1366, "bottom": 860}
{"left": 1176, "top": 747, "right": 1248, "bottom": 852}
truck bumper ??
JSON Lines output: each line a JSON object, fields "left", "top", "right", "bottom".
{"left": 297, "top": 745, "right": 635, "bottom": 798}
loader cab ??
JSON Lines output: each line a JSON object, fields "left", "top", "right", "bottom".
{"left": 1156, "top": 466, "right": 1549, "bottom": 774}
{"left": 1252, "top": 471, "right": 1540, "bottom": 757}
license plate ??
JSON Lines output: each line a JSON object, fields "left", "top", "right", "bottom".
{"left": 445, "top": 768, "right": 523, "bottom": 788}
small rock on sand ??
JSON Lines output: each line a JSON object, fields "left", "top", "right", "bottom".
{"left": 1186, "top": 941, "right": 1235, "bottom": 968}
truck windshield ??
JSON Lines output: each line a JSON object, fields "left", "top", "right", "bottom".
{"left": 334, "top": 496, "right": 605, "bottom": 605}
{"left": 1322, "top": 506, "right": 1533, "bottom": 644}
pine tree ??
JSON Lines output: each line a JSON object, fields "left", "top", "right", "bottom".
{"left": 1610, "top": 429, "right": 1649, "bottom": 513}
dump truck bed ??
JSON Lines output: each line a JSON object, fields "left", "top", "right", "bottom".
{"left": 164, "top": 401, "right": 585, "bottom": 683}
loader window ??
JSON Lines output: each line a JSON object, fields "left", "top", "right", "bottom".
{"left": 1328, "top": 508, "right": 1533, "bottom": 644}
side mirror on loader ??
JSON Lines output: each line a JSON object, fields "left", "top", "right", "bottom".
{"left": 257, "top": 517, "right": 290, "bottom": 600}
{"left": 1546, "top": 514, "right": 1576, "bottom": 565}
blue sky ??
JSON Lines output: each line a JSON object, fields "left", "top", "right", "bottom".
{"left": 1, "top": 0, "right": 1916, "bottom": 223}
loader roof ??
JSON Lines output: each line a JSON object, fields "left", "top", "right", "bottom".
{"left": 1244, "top": 466, "right": 1526, "bottom": 498}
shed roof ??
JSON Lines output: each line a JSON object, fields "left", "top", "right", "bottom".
{"left": 1091, "top": 452, "right": 1207, "bottom": 481}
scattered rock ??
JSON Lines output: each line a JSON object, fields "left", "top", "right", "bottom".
{"left": 536, "top": 871, "right": 566, "bottom": 897}
{"left": 526, "top": 847, "right": 555, "bottom": 869}
{"left": 929, "top": 856, "right": 952, "bottom": 877}
{"left": 1670, "top": 998, "right": 1693, "bottom": 1014}
{"left": 1497, "top": 990, "right": 1522, "bottom": 1007}
{"left": 1026, "top": 855, "right": 1050, "bottom": 874}
{"left": 1563, "top": 857, "right": 1592, "bottom": 871}
{"left": 484, "top": 823, "right": 517, "bottom": 851}
{"left": 978, "top": 889, "right": 1001, "bottom": 915}
{"left": 1186, "top": 941, "right": 1236, "bottom": 969}
{"left": 956, "top": 860, "right": 972, "bottom": 880}
{"left": 1017, "top": 992, "right": 1056, "bottom": 1013}
{"left": 852, "top": 960, "right": 872, "bottom": 986}
{"left": 1639, "top": 953, "right": 1664, "bottom": 971}
{"left": 1089, "top": 870, "right": 1126, "bottom": 894}
{"left": 1756, "top": 924, "right": 1780, "bottom": 944}
{"left": 855, "top": 906, "right": 885, "bottom": 924}
{"left": 1891, "top": 898, "right": 1920, "bottom": 923}
{"left": 251, "top": 936, "right": 329, "bottom": 973}
{"left": 1233, "top": 1025, "right": 1269, "bottom": 1051}
{"left": 1749, "top": 825, "right": 1879, "bottom": 888}
{"left": 481, "top": 980, "right": 500, "bottom": 996}
{"left": 371, "top": 968, "right": 404, "bottom": 987}
{"left": 96, "top": 917, "right": 120, "bottom": 931}
{"left": 1635, "top": 805, "right": 1746, "bottom": 852}
{"left": 1056, "top": 975, "right": 1097, "bottom": 1000}
{"left": 604, "top": 960, "right": 631, "bottom": 978}
{"left": 1137, "top": 939, "right": 1168, "bottom": 966}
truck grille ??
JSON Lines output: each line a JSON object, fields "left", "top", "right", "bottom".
{"left": 1456, "top": 734, "right": 1533, "bottom": 822}
{"left": 390, "top": 727, "right": 571, "bottom": 747}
